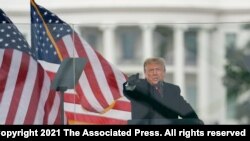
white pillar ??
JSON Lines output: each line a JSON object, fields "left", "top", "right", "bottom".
{"left": 100, "top": 24, "right": 115, "bottom": 64}
{"left": 198, "top": 27, "right": 210, "bottom": 121}
{"left": 141, "top": 24, "right": 155, "bottom": 60}
{"left": 173, "top": 25, "right": 186, "bottom": 97}
{"left": 215, "top": 26, "right": 227, "bottom": 124}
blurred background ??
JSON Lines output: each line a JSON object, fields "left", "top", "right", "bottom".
{"left": 1, "top": 0, "right": 250, "bottom": 124}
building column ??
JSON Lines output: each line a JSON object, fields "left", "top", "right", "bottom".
{"left": 100, "top": 24, "right": 116, "bottom": 64}
{"left": 215, "top": 26, "right": 227, "bottom": 124}
{"left": 140, "top": 24, "right": 155, "bottom": 60}
{"left": 173, "top": 25, "right": 186, "bottom": 97}
{"left": 198, "top": 27, "right": 210, "bottom": 121}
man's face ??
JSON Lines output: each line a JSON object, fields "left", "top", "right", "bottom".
{"left": 144, "top": 63, "right": 165, "bottom": 85}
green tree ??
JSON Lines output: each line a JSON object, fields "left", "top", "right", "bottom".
{"left": 224, "top": 45, "right": 250, "bottom": 96}
{"left": 223, "top": 31, "right": 250, "bottom": 122}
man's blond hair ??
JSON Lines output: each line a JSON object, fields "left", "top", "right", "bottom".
{"left": 143, "top": 57, "right": 166, "bottom": 72}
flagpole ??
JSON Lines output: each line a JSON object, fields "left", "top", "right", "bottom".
{"left": 60, "top": 91, "right": 65, "bottom": 125}
{"left": 58, "top": 87, "right": 67, "bottom": 125}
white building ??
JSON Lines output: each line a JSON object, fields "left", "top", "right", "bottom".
{"left": 2, "top": 0, "right": 250, "bottom": 124}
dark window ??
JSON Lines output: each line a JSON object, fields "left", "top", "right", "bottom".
{"left": 185, "top": 29, "right": 198, "bottom": 66}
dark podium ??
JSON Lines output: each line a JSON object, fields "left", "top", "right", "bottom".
{"left": 128, "top": 119, "right": 204, "bottom": 125}
{"left": 51, "top": 57, "right": 87, "bottom": 124}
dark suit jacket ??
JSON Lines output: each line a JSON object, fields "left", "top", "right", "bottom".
{"left": 123, "top": 79, "right": 202, "bottom": 124}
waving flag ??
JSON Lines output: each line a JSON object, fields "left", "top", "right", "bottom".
{"left": 0, "top": 9, "right": 61, "bottom": 124}
{"left": 30, "top": 0, "right": 131, "bottom": 124}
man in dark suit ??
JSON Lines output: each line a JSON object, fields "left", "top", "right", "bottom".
{"left": 123, "top": 57, "right": 203, "bottom": 125}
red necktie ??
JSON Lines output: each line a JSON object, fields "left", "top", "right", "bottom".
{"left": 155, "top": 86, "right": 161, "bottom": 95}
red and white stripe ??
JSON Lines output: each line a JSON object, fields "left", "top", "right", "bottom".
{"left": 65, "top": 96, "right": 131, "bottom": 124}
{"left": 0, "top": 49, "right": 61, "bottom": 124}
{"left": 38, "top": 60, "right": 131, "bottom": 124}
{"left": 37, "top": 32, "right": 132, "bottom": 123}
{"left": 42, "top": 32, "right": 128, "bottom": 113}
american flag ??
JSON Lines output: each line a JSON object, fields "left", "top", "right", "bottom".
{"left": 30, "top": 0, "right": 131, "bottom": 124}
{"left": 0, "top": 9, "right": 61, "bottom": 124}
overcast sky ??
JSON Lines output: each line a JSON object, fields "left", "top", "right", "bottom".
{"left": 1, "top": 0, "right": 250, "bottom": 11}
